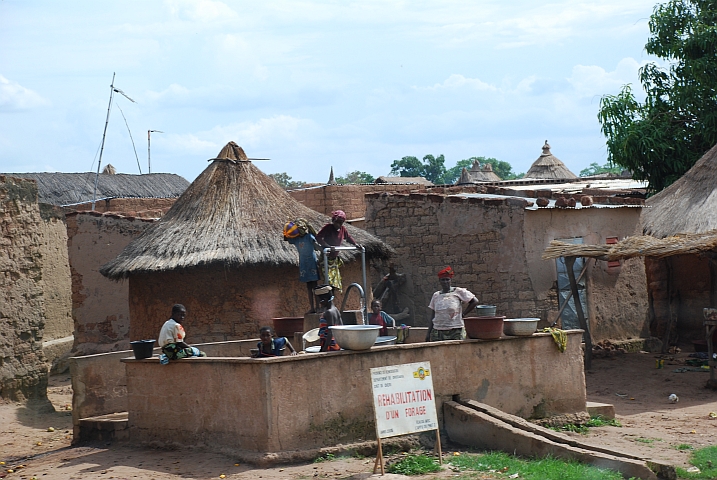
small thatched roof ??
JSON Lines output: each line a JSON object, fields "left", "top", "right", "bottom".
{"left": 100, "top": 142, "right": 393, "bottom": 280}
{"left": 3, "top": 171, "right": 189, "bottom": 207}
{"left": 542, "top": 230, "right": 717, "bottom": 261}
{"left": 374, "top": 176, "right": 433, "bottom": 186}
{"left": 524, "top": 141, "right": 578, "bottom": 180}
{"left": 642, "top": 143, "right": 717, "bottom": 238}
{"left": 457, "top": 160, "right": 502, "bottom": 184}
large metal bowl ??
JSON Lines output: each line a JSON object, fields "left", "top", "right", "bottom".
{"left": 329, "top": 325, "right": 380, "bottom": 350}
{"left": 503, "top": 318, "right": 539, "bottom": 336}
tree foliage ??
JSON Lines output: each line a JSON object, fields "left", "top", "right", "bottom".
{"left": 598, "top": 0, "right": 717, "bottom": 192}
{"left": 579, "top": 162, "right": 623, "bottom": 177}
{"left": 389, "top": 154, "right": 447, "bottom": 183}
{"left": 478, "top": 157, "right": 524, "bottom": 180}
{"left": 268, "top": 172, "right": 305, "bottom": 189}
{"left": 335, "top": 170, "right": 375, "bottom": 184}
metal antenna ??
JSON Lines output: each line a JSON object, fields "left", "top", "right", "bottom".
{"left": 116, "top": 102, "right": 142, "bottom": 174}
{"left": 148, "top": 130, "right": 164, "bottom": 174}
{"left": 92, "top": 72, "right": 116, "bottom": 211}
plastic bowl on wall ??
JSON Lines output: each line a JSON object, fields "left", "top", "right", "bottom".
{"left": 503, "top": 318, "right": 539, "bottom": 336}
{"left": 464, "top": 316, "right": 505, "bottom": 340}
{"left": 130, "top": 339, "right": 156, "bottom": 359}
{"left": 474, "top": 305, "right": 497, "bottom": 317}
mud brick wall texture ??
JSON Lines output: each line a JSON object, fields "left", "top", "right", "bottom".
{"left": 0, "top": 176, "right": 48, "bottom": 401}
{"left": 289, "top": 184, "right": 425, "bottom": 220}
{"left": 66, "top": 212, "right": 155, "bottom": 355}
{"left": 365, "top": 193, "right": 539, "bottom": 326}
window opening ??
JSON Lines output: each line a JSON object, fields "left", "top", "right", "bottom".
{"left": 555, "top": 237, "right": 588, "bottom": 330}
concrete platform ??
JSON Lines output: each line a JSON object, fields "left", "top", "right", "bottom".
{"left": 587, "top": 401, "right": 616, "bottom": 420}
{"left": 78, "top": 412, "right": 128, "bottom": 443}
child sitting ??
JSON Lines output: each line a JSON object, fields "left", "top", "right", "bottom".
{"left": 368, "top": 299, "right": 396, "bottom": 336}
{"left": 158, "top": 304, "right": 206, "bottom": 363}
{"left": 253, "top": 326, "right": 298, "bottom": 357}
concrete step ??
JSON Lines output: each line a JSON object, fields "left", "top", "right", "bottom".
{"left": 587, "top": 401, "right": 616, "bottom": 420}
{"left": 77, "top": 412, "right": 129, "bottom": 444}
{"left": 444, "top": 400, "right": 675, "bottom": 480}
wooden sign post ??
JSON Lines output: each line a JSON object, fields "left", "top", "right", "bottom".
{"left": 370, "top": 361, "right": 442, "bottom": 474}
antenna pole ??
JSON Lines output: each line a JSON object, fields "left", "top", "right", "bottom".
{"left": 92, "top": 72, "right": 115, "bottom": 210}
{"left": 147, "top": 130, "right": 151, "bottom": 174}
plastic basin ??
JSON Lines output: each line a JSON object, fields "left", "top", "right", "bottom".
{"left": 130, "top": 339, "right": 156, "bottom": 359}
{"left": 464, "top": 316, "right": 504, "bottom": 340}
{"left": 329, "top": 325, "right": 380, "bottom": 350}
{"left": 474, "top": 305, "right": 497, "bottom": 316}
{"left": 503, "top": 318, "right": 539, "bottom": 336}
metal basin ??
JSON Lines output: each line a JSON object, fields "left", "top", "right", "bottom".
{"left": 329, "top": 325, "right": 380, "bottom": 350}
{"left": 503, "top": 318, "right": 539, "bottom": 336}
{"left": 375, "top": 336, "right": 397, "bottom": 346}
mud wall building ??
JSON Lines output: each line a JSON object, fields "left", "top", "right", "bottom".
{"left": 364, "top": 191, "right": 648, "bottom": 342}
{"left": 0, "top": 176, "right": 48, "bottom": 401}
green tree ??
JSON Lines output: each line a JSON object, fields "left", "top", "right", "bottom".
{"left": 480, "top": 157, "right": 523, "bottom": 180}
{"left": 598, "top": 0, "right": 717, "bottom": 193}
{"left": 579, "top": 162, "right": 623, "bottom": 177}
{"left": 441, "top": 159, "right": 473, "bottom": 184}
{"left": 389, "top": 154, "right": 447, "bottom": 183}
{"left": 268, "top": 172, "right": 305, "bottom": 189}
{"left": 335, "top": 171, "right": 375, "bottom": 184}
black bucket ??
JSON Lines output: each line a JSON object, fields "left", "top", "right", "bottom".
{"left": 130, "top": 339, "right": 156, "bottom": 359}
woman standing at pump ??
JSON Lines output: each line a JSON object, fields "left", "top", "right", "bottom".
{"left": 316, "top": 209, "right": 361, "bottom": 291}
{"left": 425, "top": 267, "right": 479, "bottom": 342}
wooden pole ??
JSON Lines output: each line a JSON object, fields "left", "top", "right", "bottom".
{"left": 551, "top": 261, "right": 589, "bottom": 327}
{"left": 373, "top": 435, "right": 385, "bottom": 475}
{"left": 435, "top": 429, "right": 443, "bottom": 465}
{"left": 565, "top": 256, "right": 591, "bottom": 370}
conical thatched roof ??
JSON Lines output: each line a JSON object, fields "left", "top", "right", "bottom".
{"left": 642, "top": 143, "right": 717, "bottom": 238}
{"left": 100, "top": 142, "right": 393, "bottom": 280}
{"left": 479, "top": 163, "right": 502, "bottom": 182}
{"left": 524, "top": 141, "right": 578, "bottom": 180}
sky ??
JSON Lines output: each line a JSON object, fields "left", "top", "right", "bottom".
{"left": 0, "top": 0, "right": 659, "bottom": 184}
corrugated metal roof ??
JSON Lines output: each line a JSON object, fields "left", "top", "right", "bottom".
{"left": 453, "top": 193, "right": 646, "bottom": 210}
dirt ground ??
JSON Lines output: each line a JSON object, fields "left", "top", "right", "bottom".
{"left": 2, "top": 352, "right": 717, "bottom": 479}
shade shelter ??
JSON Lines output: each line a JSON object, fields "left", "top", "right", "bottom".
{"left": 101, "top": 142, "right": 392, "bottom": 342}
{"left": 524, "top": 141, "right": 578, "bottom": 181}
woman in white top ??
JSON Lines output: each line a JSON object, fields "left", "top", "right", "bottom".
{"left": 425, "top": 266, "right": 479, "bottom": 342}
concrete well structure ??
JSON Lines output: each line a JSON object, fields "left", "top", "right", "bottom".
{"left": 122, "top": 331, "right": 585, "bottom": 456}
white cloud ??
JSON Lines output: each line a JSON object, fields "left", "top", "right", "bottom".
{"left": 567, "top": 57, "right": 646, "bottom": 98}
{"left": 418, "top": 74, "right": 498, "bottom": 92}
{"left": 165, "top": 0, "right": 238, "bottom": 23}
{"left": 0, "top": 75, "right": 48, "bottom": 111}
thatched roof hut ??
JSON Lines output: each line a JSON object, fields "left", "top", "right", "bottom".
{"left": 374, "top": 176, "right": 433, "bottom": 186}
{"left": 524, "top": 141, "right": 578, "bottom": 180}
{"left": 3, "top": 171, "right": 189, "bottom": 207}
{"left": 642, "top": 143, "right": 717, "bottom": 238}
{"left": 457, "top": 160, "right": 502, "bottom": 184}
{"left": 101, "top": 142, "right": 393, "bottom": 280}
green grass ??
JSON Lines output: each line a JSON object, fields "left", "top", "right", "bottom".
{"left": 387, "top": 454, "right": 442, "bottom": 475}
{"left": 634, "top": 437, "right": 656, "bottom": 444}
{"left": 449, "top": 451, "right": 626, "bottom": 480}
{"left": 676, "top": 446, "right": 717, "bottom": 479}
{"left": 313, "top": 453, "right": 336, "bottom": 463}
{"left": 675, "top": 444, "right": 693, "bottom": 451}
{"left": 550, "top": 415, "right": 622, "bottom": 435}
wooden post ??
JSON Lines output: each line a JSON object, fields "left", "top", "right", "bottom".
{"left": 373, "top": 435, "right": 385, "bottom": 475}
{"left": 435, "top": 429, "right": 443, "bottom": 465}
{"left": 565, "top": 256, "right": 591, "bottom": 370}
{"left": 662, "top": 257, "right": 677, "bottom": 353}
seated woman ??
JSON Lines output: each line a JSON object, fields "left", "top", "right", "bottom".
{"left": 368, "top": 299, "right": 395, "bottom": 337}
{"left": 158, "top": 304, "right": 206, "bottom": 362}
{"left": 253, "top": 326, "right": 298, "bottom": 357}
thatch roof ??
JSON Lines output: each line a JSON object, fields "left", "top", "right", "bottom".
{"left": 542, "top": 230, "right": 717, "bottom": 261}
{"left": 457, "top": 160, "right": 502, "bottom": 184}
{"left": 100, "top": 142, "right": 394, "bottom": 280}
{"left": 3, "top": 171, "right": 189, "bottom": 207}
{"left": 642, "top": 143, "right": 717, "bottom": 238}
{"left": 524, "top": 141, "right": 578, "bottom": 180}
{"left": 374, "top": 176, "right": 433, "bottom": 186}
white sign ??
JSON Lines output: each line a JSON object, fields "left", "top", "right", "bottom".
{"left": 370, "top": 361, "right": 438, "bottom": 439}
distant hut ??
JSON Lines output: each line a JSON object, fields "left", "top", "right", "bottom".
{"left": 457, "top": 160, "right": 501, "bottom": 184}
{"left": 640, "top": 143, "right": 717, "bottom": 347}
{"left": 374, "top": 176, "right": 433, "bottom": 186}
{"left": 101, "top": 142, "right": 393, "bottom": 342}
{"left": 523, "top": 141, "right": 578, "bottom": 180}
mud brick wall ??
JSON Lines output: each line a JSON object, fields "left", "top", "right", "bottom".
{"left": 365, "top": 192, "right": 538, "bottom": 325}
{"left": 0, "top": 176, "right": 48, "bottom": 401}
{"left": 66, "top": 212, "right": 155, "bottom": 355}
{"left": 69, "top": 197, "right": 177, "bottom": 218}
{"left": 289, "top": 184, "right": 427, "bottom": 220}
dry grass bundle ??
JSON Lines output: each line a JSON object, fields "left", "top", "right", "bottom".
{"left": 101, "top": 142, "right": 393, "bottom": 280}
{"left": 524, "top": 141, "right": 578, "bottom": 180}
{"left": 643, "top": 143, "right": 717, "bottom": 238}
{"left": 542, "top": 230, "right": 717, "bottom": 260}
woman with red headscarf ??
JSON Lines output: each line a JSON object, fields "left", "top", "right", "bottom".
{"left": 316, "top": 210, "right": 361, "bottom": 290}
{"left": 425, "top": 266, "right": 479, "bottom": 342}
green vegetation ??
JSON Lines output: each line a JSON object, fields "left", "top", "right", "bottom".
{"left": 633, "top": 437, "right": 658, "bottom": 445}
{"left": 550, "top": 415, "right": 622, "bottom": 434}
{"left": 598, "top": 0, "right": 717, "bottom": 193}
{"left": 449, "top": 451, "right": 625, "bottom": 480}
{"left": 268, "top": 172, "right": 306, "bottom": 189}
{"left": 676, "top": 445, "right": 717, "bottom": 479}
{"left": 676, "top": 443, "right": 693, "bottom": 450}
{"left": 390, "top": 154, "right": 522, "bottom": 184}
{"left": 313, "top": 452, "right": 335, "bottom": 463}
{"left": 579, "top": 162, "right": 623, "bottom": 177}
{"left": 335, "top": 170, "right": 375, "bottom": 184}
{"left": 386, "top": 454, "right": 442, "bottom": 475}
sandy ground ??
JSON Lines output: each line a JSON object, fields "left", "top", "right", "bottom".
{"left": 2, "top": 352, "right": 717, "bottom": 479}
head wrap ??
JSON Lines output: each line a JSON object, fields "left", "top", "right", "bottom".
{"left": 314, "top": 284, "right": 333, "bottom": 296}
{"left": 331, "top": 210, "right": 347, "bottom": 221}
{"left": 437, "top": 266, "right": 454, "bottom": 279}
{"left": 283, "top": 221, "right": 301, "bottom": 239}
